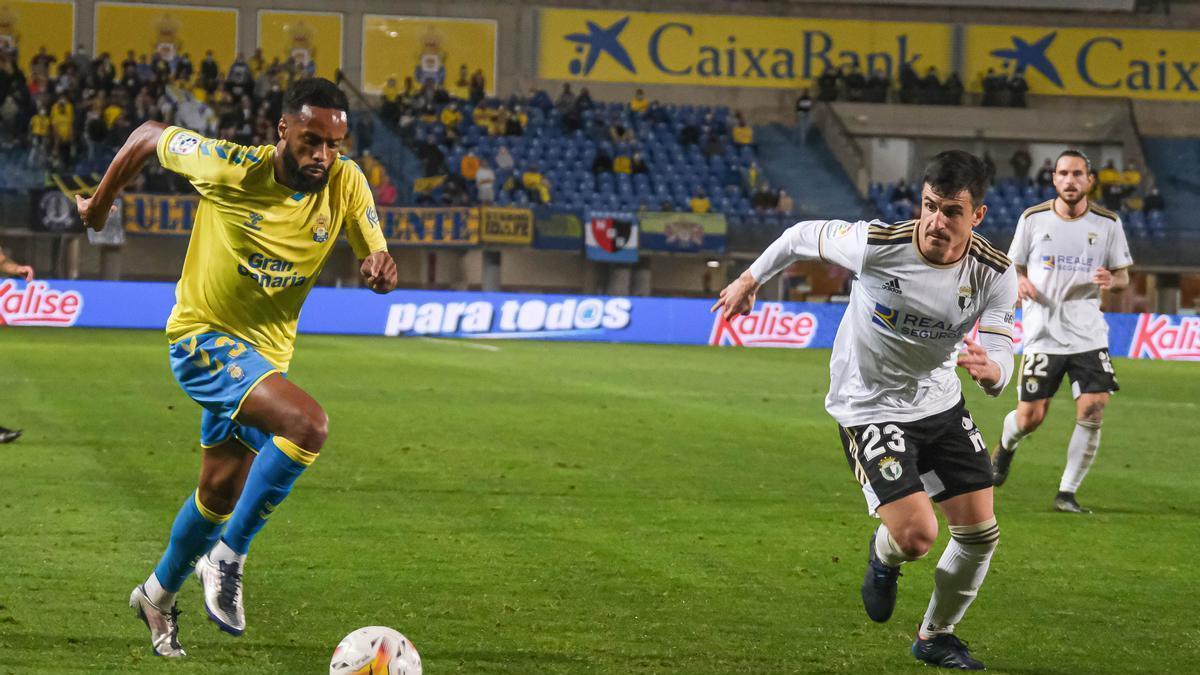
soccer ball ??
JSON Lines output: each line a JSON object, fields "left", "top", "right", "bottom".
{"left": 329, "top": 626, "right": 422, "bottom": 675}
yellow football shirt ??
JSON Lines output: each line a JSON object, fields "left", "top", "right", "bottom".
{"left": 157, "top": 126, "right": 388, "bottom": 371}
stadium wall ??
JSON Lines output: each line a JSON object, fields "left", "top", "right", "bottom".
{"left": 3, "top": 279, "right": 1197, "bottom": 361}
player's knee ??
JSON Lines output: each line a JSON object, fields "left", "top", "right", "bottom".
{"left": 1017, "top": 407, "right": 1046, "bottom": 432}
{"left": 196, "top": 480, "right": 237, "bottom": 515}
{"left": 289, "top": 406, "right": 328, "bottom": 452}
{"left": 1080, "top": 402, "right": 1105, "bottom": 425}
{"left": 892, "top": 521, "right": 937, "bottom": 559}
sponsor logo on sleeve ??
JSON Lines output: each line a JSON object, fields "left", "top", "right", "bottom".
{"left": 167, "top": 132, "right": 201, "bottom": 155}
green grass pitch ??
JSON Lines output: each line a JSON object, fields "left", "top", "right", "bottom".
{"left": 0, "top": 328, "right": 1196, "bottom": 673}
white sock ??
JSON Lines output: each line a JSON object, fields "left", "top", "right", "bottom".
{"left": 920, "top": 519, "right": 999, "bottom": 638}
{"left": 1059, "top": 419, "right": 1101, "bottom": 493}
{"left": 209, "top": 538, "right": 247, "bottom": 566}
{"left": 874, "top": 524, "right": 911, "bottom": 567}
{"left": 143, "top": 572, "right": 175, "bottom": 609}
{"left": 1000, "top": 410, "right": 1027, "bottom": 451}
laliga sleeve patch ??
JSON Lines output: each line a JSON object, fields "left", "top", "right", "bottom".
{"left": 168, "top": 133, "right": 201, "bottom": 155}
{"left": 365, "top": 206, "right": 379, "bottom": 227}
{"left": 829, "top": 221, "right": 854, "bottom": 238}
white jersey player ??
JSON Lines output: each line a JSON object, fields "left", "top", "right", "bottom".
{"left": 990, "top": 150, "right": 1132, "bottom": 513}
{"left": 713, "top": 151, "right": 1017, "bottom": 671}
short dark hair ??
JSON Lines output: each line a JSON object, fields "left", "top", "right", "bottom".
{"left": 1055, "top": 149, "right": 1092, "bottom": 173}
{"left": 284, "top": 78, "right": 349, "bottom": 115}
{"left": 922, "top": 150, "right": 990, "bottom": 207}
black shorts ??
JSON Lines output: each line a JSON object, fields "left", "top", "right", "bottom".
{"left": 1018, "top": 348, "right": 1119, "bottom": 402}
{"left": 839, "top": 398, "right": 993, "bottom": 514}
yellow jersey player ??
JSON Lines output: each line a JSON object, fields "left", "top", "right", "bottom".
{"left": 75, "top": 78, "right": 398, "bottom": 658}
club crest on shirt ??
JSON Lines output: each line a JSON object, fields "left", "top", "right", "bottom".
{"left": 1088, "top": 232, "right": 1098, "bottom": 245}
{"left": 957, "top": 285, "right": 975, "bottom": 312}
{"left": 879, "top": 456, "right": 903, "bottom": 481}
{"left": 312, "top": 214, "right": 329, "bottom": 243}
{"left": 226, "top": 363, "right": 245, "bottom": 381}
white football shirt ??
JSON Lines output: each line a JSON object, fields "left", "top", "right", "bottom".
{"left": 749, "top": 220, "right": 1018, "bottom": 427}
{"left": 1008, "top": 201, "right": 1133, "bottom": 355}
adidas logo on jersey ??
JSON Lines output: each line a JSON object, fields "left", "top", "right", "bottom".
{"left": 881, "top": 278, "right": 903, "bottom": 295}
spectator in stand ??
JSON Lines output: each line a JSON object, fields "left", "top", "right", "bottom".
{"left": 943, "top": 72, "right": 964, "bottom": 105}
{"left": 981, "top": 68, "right": 1003, "bottom": 107}
{"left": 529, "top": 87, "right": 552, "bottom": 111}
{"left": 417, "top": 134, "right": 446, "bottom": 177}
{"left": 703, "top": 132, "right": 724, "bottom": 159}
{"left": 29, "top": 104, "right": 50, "bottom": 166}
{"left": 505, "top": 106, "right": 525, "bottom": 136}
{"left": 476, "top": 159, "right": 496, "bottom": 204}
{"left": 453, "top": 64, "right": 470, "bottom": 100}
{"left": 1035, "top": 158, "right": 1054, "bottom": 188}
{"left": 844, "top": 64, "right": 866, "bottom": 102}
{"left": 918, "top": 67, "right": 942, "bottom": 105}
{"left": 555, "top": 83, "right": 575, "bottom": 112}
{"left": 200, "top": 50, "right": 219, "bottom": 93}
{"left": 613, "top": 150, "right": 632, "bottom": 174}
{"left": 777, "top": 189, "right": 794, "bottom": 215}
{"left": 866, "top": 68, "right": 889, "bottom": 103}
{"left": 359, "top": 150, "right": 386, "bottom": 188}
{"left": 373, "top": 174, "right": 398, "bottom": 207}
{"left": 468, "top": 69, "right": 486, "bottom": 106}
{"left": 592, "top": 146, "right": 613, "bottom": 174}
{"left": 631, "top": 151, "right": 648, "bottom": 175}
{"left": 679, "top": 118, "right": 701, "bottom": 146}
{"left": 817, "top": 65, "right": 839, "bottom": 102}
{"left": 522, "top": 165, "right": 550, "bottom": 204}
{"left": 439, "top": 101, "right": 462, "bottom": 139}
{"left": 1088, "top": 168, "right": 1103, "bottom": 203}
{"left": 1098, "top": 159, "right": 1123, "bottom": 210}
{"left": 752, "top": 180, "right": 778, "bottom": 211}
{"left": 690, "top": 188, "right": 711, "bottom": 214}
{"left": 795, "top": 88, "right": 813, "bottom": 143}
{"left": 609, "top": 115, "right": 634, "bottom": 143}
{"left": 898, "top": 62, "right": 918, "bottom": 104}
{"left": 1010, "top": 148, "right": 1032, "bottom": 182}
{"left": 460, "top": 150, "right": 480, "bottom": 182}
{"left": 983, "top": 153, "right": 996, "bottom": 182}
{"left": 49, "top": 93, "right": 74, "bottom": 164}
{"left": 1143, "top": 186, "right": 1164, "bottom": 214}
{"left": 630, "top": 88, "right": 648, "bottom": 114}
{"left": 1009, "top": 70, "right": 1029, "bottom": 107}
{"left": 1121, "top": 161, "right": 1143, "bottom": 195}
{"left": 744, "top": 160, "right": 761, "bottom": 191}
{"left": 890, "top": 179, "right": 915, "bottom": 204}
{"left": 495, "top": 144, "right": 514, "bottom": 172}
{"left": 575, "top": 87, "right": 594, "bottom": 111}
{"left": 732, "top": 113, "right": 753, "bottom": 147}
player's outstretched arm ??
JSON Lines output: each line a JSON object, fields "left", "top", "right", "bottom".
{"left": 956, "top": 337, "right": 1004, "bottom": 393}
{"left": 711, "top": 219, "right": 866, "bottom": 322}
{"left": 76, "top": 121, "right": 168, "bottom": 231}
{"left": 359, "top": 251, "right": 398, "bottom": 294}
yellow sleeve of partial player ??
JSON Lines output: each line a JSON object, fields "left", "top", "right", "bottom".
{"left": 156, "top": 126, "right": 261, "bottom": 196}
{"left": 339, "top": 157, "right": 388, "bottom": 258}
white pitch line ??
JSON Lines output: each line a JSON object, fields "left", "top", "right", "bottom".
{"left": 418, "top": 337, "right": 501, "bottom": 352}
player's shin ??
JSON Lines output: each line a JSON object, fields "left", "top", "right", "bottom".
{"left": 216, "top": 436, "right": 317, "bottom": 560}
{"left": 1059, "top": 419, "right": 1101, "bottom": 493}
{"left": 1000, "top": 410, "right": 1027, "bottom": 451}
{"left": 920, "top": 519, "right": 999, "bottom": 638}
{"left": 149, "top": 491, "right": 230, "bottom": 605}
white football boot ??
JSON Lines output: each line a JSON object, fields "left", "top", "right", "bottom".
{"left": 128, "top": 584, "right": 186, "bottom": 657}
{"left": 194, "top": 553, "right": 246, "bottom": 636}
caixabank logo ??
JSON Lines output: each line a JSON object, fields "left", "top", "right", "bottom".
{"left": 0, "top": 281, "right": 83, "bottom": 327}
{"left": 968, "top": 25, "right": 1200, "bottom": 101}
{"left": 540, "top": 9, "right": 951, "bottom": 89}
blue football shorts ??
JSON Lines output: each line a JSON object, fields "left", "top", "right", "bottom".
{"left": 169, "top": 331, "right": 280, "bottom": 451}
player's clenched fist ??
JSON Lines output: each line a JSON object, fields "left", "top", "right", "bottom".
{"left": 710, "top": 270, "right": 760, "bottom": 322}
{"left": 74, "top": 194, "right": 117, "bottom": 232}
{"left": 360, "top": 251, "right": 398, "bottom": 294}
{"left": 957, "top": 337, "right": 1000, "bottom": 389}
